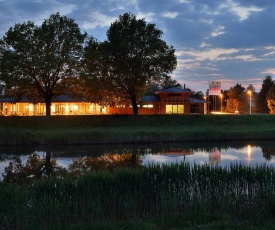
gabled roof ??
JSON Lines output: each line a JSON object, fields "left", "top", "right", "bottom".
{"left": 155, "top": 87, "right": 191, "bottom": 94}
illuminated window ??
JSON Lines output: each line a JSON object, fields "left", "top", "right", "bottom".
{"left": 166, "top": 105, "right": 184, "bottom": 114}
{"left": 142, "top": 104, "right": 153, "bottom": 108}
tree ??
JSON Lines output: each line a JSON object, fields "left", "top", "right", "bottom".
{"left": 81, "top": 37, "right": 118, "bottom": 109}
{"left": 2, "top": 153, "right": 67, "bottom": 184}
{"left": 255, "top": 75, "right": 274, "bottom": 113}
{"left": 0, "top": 13, "right": 87, "bottom": 115}
{"left": 90, "top": 13, "right": 177, "bottom": 114}
{"left": 226, "top": 83, "right": 246, "bottom": 113}
{"left": 267, "top": 84, "right": 275, "bottom": 114}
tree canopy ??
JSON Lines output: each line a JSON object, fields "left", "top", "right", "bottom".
{"left": 0, "top": 13, "right": 87, "bottom": 115}
{"left": 267, "top": 84, "right": 275, "bottom": 114}
{"left": 226, "top": 83, "right": 246, "bottom": 113}
{"left": 256, "top": 75, "right": 274, "bottom": 114}
{"left": 83, "top": 13, "right": 177, "bottom": 114}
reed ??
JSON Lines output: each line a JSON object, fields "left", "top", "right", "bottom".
{"left": 1, "top": 163, "right": 274, "bottom": 229}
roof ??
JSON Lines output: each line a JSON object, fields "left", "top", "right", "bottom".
{"left": 0, "top": 97, "right": 16, "bottom": 103}
{"left": 155, "top": 87, "right": 191, "bottom": 94}
{"left": 190, "top": 98, "right": 206, "bottom": 103}
{"left": 52, "top": 95, "right": 88, "bottom": 102}
{"left": 139, "top": 95, "right": 159, "bottom": 103}
{"left": 0, "top": 96, "right": 29, "bottom": 103}
{"left": 0, "top": 95, "right": 87, "bottom": 103}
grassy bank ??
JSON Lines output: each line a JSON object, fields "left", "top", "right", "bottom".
{"left": 1, "top": 163, "right": 274, "bottom": 229}
{"left": 0, "top": 114, "right": 275, "bottom": 145}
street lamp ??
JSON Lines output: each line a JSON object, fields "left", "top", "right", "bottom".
{"left": 203, "top": 96, "right": 207, "bottom": 114}
{"left": 220, "top": 94, "right": 223, "bottom": 112}
{"left": 248, "top": 91, "right": 251, "bottom": 114}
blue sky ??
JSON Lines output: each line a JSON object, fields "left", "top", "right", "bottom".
{"left": 1, "top": 0, "right": 274, "bottom": 93}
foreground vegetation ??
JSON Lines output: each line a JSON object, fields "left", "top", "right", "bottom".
{"left": 1, "top": 163, "right": 275, "bottom": 229}
{"left": 1, "top": 115, "right": 275, "bottom": 229}
{"left": 0, "top": 114, "right": 275, "bottom": 145}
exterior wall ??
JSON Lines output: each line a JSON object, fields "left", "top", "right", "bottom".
{"left": 157, "top": 92, "right": 192, "bottom": 114}
{"left": 0, "top": 93, "right": 205, "bottom": 115}
{"left": 51, "top": 102, "right": 103, "bottom": 115}
{"left": 0, "top": 102, "right": 107, "bottom": 116}
{"left": 108, "top": 102, "right": 159, "bottom": 115}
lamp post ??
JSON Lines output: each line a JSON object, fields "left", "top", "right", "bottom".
{"left": 248, "top": 91, "right": 251, "bottom": 114}
{"left": 203, "top": 96, "right": 207, "bottom": 114}
{"left": 220, "top": 94, "right": 223, "bottom": 112}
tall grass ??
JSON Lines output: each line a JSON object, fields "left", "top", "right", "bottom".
{"left": 1, "top": 163, "right": 275, "bottom": 229}
{"left": 0, "top": 114, "right": 275, "bottom": 145}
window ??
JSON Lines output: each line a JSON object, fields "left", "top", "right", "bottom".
{"left": 166, "top": 105, "right": 184, "bottom": 114}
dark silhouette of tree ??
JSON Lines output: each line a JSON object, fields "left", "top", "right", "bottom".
{"left": 0, "top": 13, "right": 87, "bottom": 115}
{"left": 261, "top": 146, "right": 275, "bottom": 161}
{"left": 2, "top": 152, "right": 67, "bottom": 184}
{"left": 69, "top": 151, "right": 142, "bottom": 175}
{"left": 2, "top": 150, "right": 142, "bottom": 183}
{"left": 81, "top": 37, "right": 118, "bottom": 109}
{"left": 255, "top": 75, "right": 274, "bottom": 113}
{"left": 191, "top": 91, "right": 204, "bottom": 100}
{"left": 84, "top": 13, "right": 177, "bottom": 115}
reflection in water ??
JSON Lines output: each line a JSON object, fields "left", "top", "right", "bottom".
{"left": 247, "top": 144, "right": 252, "bottom": 165}
{"left": 1, "top": 141, "right": 275, "bottom": 182}
{"left": 209, "top": 149, "right": 221, "bottom": 165}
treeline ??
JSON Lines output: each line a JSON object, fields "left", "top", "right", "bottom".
{"left": 207, "top": 75, "right": 275, "bottom": 114}
{"left": 0, "top": 12, "right": 177, "bottom": 115}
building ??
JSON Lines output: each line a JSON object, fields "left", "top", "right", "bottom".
{"left": 0, "top": 87, "right": 205, "bottom": 116}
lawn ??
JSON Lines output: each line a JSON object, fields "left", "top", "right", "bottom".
{"left": 0, "top": 114, "right": 275, "bottom": 145}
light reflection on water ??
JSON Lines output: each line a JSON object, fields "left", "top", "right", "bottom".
{"left": 142, "top": 145, "right": 275, "bottom": 167}
{"left": 1, "top": 141, "right": 275, "bottom": 180}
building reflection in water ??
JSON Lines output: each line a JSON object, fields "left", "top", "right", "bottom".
{"left": 209, "top": 149, "right": 221, "bottom": 165}
{"left": 157, "top": 148, "right": 194, "bottom": 161}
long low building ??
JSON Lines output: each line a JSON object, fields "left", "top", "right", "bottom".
{"left": 0, "top": 87, "right": 206, "bottom": 116}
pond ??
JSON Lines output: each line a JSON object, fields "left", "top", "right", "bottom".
{"left": 1, "top": 140, "right": 275, "bottom": 180}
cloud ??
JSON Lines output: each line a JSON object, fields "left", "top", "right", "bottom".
{"left": 161, "top": 11, "right": 178, "bottom": 19}
{"left": 262, "top": 69, "right": 275, "bottom": 75}
{"left": 82, "top": 11, "right": 116, "bottom": 29}
{"left": 176, "top": 48, "right": 239, "bottom": 61}
{"left": 219, "top": 0, "right": 263, "bottom": 21}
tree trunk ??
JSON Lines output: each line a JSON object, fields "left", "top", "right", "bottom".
{"left": 45, "top": 96, "right": 52, "bottom": 116}
{"left": 131, "top": 95, "right": 138, "bottom": 115}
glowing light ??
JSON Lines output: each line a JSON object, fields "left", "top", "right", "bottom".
{"left": 29, "top": 104, "right": 34, "bottom": 112}
{"left": 247, "top": 144, "right": 252, "bottom": 164}
{"left": 248, "top": 90, "right": 252, "bottom": 114}
{"left": 220, "top": 94, "right": 223, "bottom": 112}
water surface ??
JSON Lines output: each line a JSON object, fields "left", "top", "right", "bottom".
{"left": 1, "top": 140, "right": 275, "bottom": 180}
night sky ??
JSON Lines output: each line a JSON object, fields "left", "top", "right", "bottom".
{"left": 1, "top": 0, "right": 274, "bottom": 93}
